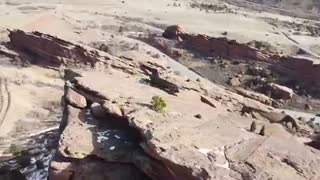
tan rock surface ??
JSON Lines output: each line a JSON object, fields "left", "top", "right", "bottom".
{"left": 270, "top": 83, "right": 295, "bottom": 100}
{"left": 0, "top": 0, "right": 319, "bottom": 179}
{"left": 65, "top": 87, "right": 87, "bottom": 109}
{"left": 53, "top": 62, "right": 320, "bottom": 179}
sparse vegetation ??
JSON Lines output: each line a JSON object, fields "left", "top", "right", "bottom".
{"left": 190, "top": 2, "right": 232, "bottom": 13}
{"left": 151, "top": 96, "right": 167, "bottom": 113}
{"left": 247, "top": 40, "right": 272, "bottom": 53}
{"left": 6, "top": 144, "right": 24, "bottom": 156}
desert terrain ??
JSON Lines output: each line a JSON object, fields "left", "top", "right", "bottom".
{"left": 0, "top": 0, "right": 319, "bottom": 179}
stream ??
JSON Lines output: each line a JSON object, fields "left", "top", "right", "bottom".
{"left": 0, "top": 129, "right": 60, "bottom": 180}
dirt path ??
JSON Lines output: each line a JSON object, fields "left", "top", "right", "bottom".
{"left": 0, "top": 77, "right": 11, "bottom": 128}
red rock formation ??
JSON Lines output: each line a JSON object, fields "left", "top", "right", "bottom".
{"left": 8, "top": 30, "right": 106, "bottom": 67}
{"left": 163, "top": 25, "right": 185, "bottom": 40}
{"left": 179, "top": 34, "right": 272, "bottom": 62}
{"left": 278, "top": 56, "right": 320, "bottom": 86}
{"left": 163, "top": 25, "right": 273, "bottom": 62}
{"left": 161, "top": 25, "right": 320, "bottom": 94}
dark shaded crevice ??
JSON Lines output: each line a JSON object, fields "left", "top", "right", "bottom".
{"left": 281, "top": 158, "right": 305, "bottom": 177}
{"left": 0, "top": 129, "right": 60, "bottom": 180}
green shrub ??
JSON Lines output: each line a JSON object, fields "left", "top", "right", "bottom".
{"left": 151, "top": 96, "right": 167, "bottom": 113}
{"left": 6, "top": 144, "right": 23, "bottom": 156}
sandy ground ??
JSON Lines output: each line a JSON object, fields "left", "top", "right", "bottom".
{"left": 0, "top": 60, "right": 63, "bottom": 151}
{"left": 0, "top": 0, "right": 319, "bottom": 55}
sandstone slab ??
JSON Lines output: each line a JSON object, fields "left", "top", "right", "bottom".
{"left": 65, "top": 87, "right": 87, "bottom": 108}
{"left": 269, "top": 83, "right": 294, "bottom": 100}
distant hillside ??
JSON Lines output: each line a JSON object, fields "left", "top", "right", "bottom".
{"left": 224, "top": 0, "right": 320, "bottom": 20}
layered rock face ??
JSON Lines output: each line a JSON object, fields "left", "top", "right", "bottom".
{"left": 3, "top": 29, "right": 320, "bottom": 180}
{"left": 155, "top": 26, "right": 320, "bottom": 96}
{"left": 8, "top": 30, "right": 103, "bottom": 67}
{"left": 160, "top": 26, "right": 272, "bottom": 62}
{"left": 52, "top": 68, "right": 320, "bottom": 180}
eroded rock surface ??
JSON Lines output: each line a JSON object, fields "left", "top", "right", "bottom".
{"left": 8, "top": 30, "right": 105, "bottom": 67}
{"left": 1, "top": 29, "right": 319, "bottom": 180}
{"left": 52, "top": 62, "right": 320, "bottom": 180}
{"left": 149, "top": 25, "right": 320, "bottom": 100}
{"left": 269, "top": 83, "right": 294, "bottom": 100}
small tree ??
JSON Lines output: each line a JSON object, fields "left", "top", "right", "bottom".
{"left": 151, "top": 96, "right": 167, "bottom": 113}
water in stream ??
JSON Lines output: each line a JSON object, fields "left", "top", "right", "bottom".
{"left": 0, "top": 129, "right": 59, "bottom": 180}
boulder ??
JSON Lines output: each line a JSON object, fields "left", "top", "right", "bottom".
{"left": 304, "top": 104, "right": 312, "bottom": 111}
{"left": 49, "top": 161, "right": 73, "bottom": 180}
{"left": 65, "top": 88, "right": 87, "bottom": 108}
{"left": 228, "top": 77, "right": 241, "bottom": 86}
{"left": 269, "top": 83, "right": 294, "bottom": 99}
{"left": 162, "top": 25, "right": 185, "bottom": 40}
{"left": 90, "top": 102, "right": 106, "bottom": 118}
{"left": 101, "top": 100, "right": 123, "bottom": 118}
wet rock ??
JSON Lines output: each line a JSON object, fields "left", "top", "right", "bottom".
{"left": 269, "top": 83, "right": 294, "bottom": 100}
{"left": 65, "top": 88, "right": 87, "bottom": 108}
{"left": 0, "top": 129, "right": 59, "bottom": 180}
{"left": 36, "top": 160, "right": 45, "bottom": 169}
{"left": 0, "top": 170, "right": 26, "bottom": 180}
